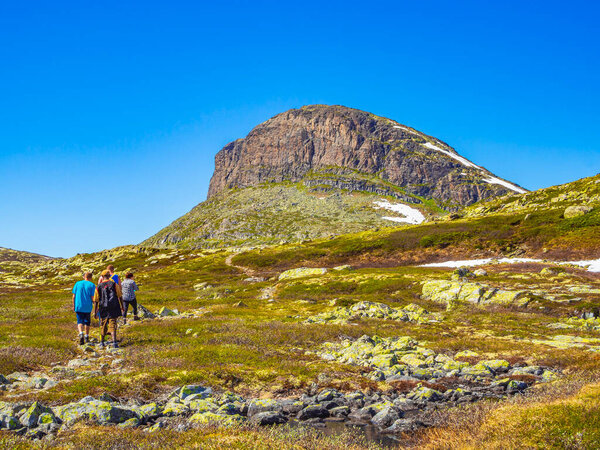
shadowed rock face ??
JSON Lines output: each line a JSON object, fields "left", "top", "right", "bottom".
{"left": 208, "top": 105, "right": 524, "bottom": 207}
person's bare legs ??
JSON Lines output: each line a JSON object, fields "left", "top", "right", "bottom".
{"left": 77, "top": 323, "right": 84, "bottom": 345}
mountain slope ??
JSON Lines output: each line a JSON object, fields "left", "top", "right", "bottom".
{"left": 145, "top": 105, "right": 525, "bottom": 249}
{"left": 0, "top": 247, "right": 53, "bottom": 264}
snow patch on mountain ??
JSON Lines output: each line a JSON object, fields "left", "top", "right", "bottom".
{"left": 419, "top": 258, "right": 600, "bottom": 273}
{"left": 422, "top": 142, "right": 481, "bottom": 169}
{"left": 482, "top": 176, "right": 527, "bottom": 194}
{"left": 373, "top": 200, "right": 426, "bottom": 225}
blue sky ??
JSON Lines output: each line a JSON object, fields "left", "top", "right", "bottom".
{"left": 1, "top": 1, "right": 599, "bottom": 257}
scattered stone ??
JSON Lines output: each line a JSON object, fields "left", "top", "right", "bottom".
{"left": 422, "top": 280, "right": 531, "bottom": 308}
{"left": 20, "top": 403, "right": 54, "bottom": 428}
{"left": 564, "top": 205, "right": 593, "bottom": 219}
{"left": 371, "top": 407, "right": 402, "bottom": 429}
{"left": 157, "top": 307, "right": 179, "bottom": 317}
{"left": 297, "top": 404, "right": 329, "bottom": 420}
{"left": 305, "top": 301, "right": 439, "bottom": 325}
{"left": 247, "top": 399, "right": 282, "bottom": 417}
{"left": 250, "top": 411, "right": 287, "bottom": 425}
{"left": 137, "top": 305, "right": 156, "bottom": 319}
{"left": 243, "top": 277, "right": 266, "bottom": 283}
{"left": 278, "top": 267, "right": 328, "bottom": 281}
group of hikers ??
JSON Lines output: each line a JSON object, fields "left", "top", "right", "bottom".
{"left": 71, "top": 265, "right": 140, "bottom": 348}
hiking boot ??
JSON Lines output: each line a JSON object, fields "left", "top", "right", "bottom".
{"left": 123, "top": 318, "right": 127, "bottom": 325}
{"left": 79, "top": 335, "right": 85, "bottom": 345}
{"left": 100, "top": 340, "right": 105, "bottom": 348}
{"left": 133, "top": 316, "right": 140, "bottom": 321}
{"left": 85, "top": 335, "right": 90, "bottom": 344}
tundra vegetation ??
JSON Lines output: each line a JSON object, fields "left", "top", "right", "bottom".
{"left": 0, "top": 174, "right": 599, "bottom": 449}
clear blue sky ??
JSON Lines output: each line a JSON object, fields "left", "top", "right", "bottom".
{"left": 1, "top": 1, "right": 599, "bottom": 257}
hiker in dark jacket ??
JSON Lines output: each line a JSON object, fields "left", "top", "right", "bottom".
{"left": 93, "top": 270, "right": 124, "bottom": 348}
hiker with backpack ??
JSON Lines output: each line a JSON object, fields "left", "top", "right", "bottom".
{"left": 93, "top": 269, "right": 125, "bottom": 348}
{"left": 121, "top": 272, "right": 140, "bottom": 323}
{"left": 72, "top": 272, "right": 95, "bottom": 345}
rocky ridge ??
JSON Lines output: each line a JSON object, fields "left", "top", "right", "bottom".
{"left": 208, "top": 105, "right": 525, "bottom": 206}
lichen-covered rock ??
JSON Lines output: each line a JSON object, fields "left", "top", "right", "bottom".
{"left": 173, "top": 385, "right": 212, "bottom": 400}
{"left": 157, "top": 307, "right": 179, "bottom": 317}
{"left": 20, "top": 402, "right": 54, "bottom": 428}
{"left": 0, "top": 414, "right": 20, "bottom": 430}
{"left": 330, "top": 406, "right": 351, "bottom": 417}
{"left": 564, "top": 205, "right": 592, "bottom": 218}
{"left": 135, "top": 403, "right": 163, "bottom": 421}
{"left": 455, "top": 350, "right": 479, "bottom": 359}
{"left": 462, "top": 363, "right": 494, "bottom": 377}
{"left": 118, "top": 417, "right": 140, "bottom": 428}
{"left": 278, "top": 267, "right": 328, "bottom": 280}
{"left": 481, "top": 359, "right": 510, "bottom": 373}
{"left": 187, "top": 399, "right": 219, "bottom": 413}
{"left": 137, "top": 305, "right": 156, "bottom": 319}
{"left": 408, "top": 386, "right": 443, "bottom": 402}
{"left": 189, "top": 412, "right": 243, "bottom": 426}
{"left": 422, "top": 280, "right": 531, "bottom": 308}
{"left": 247, "top": 399, "right": 282, "bottom": 417}
{"left": 332, "top": 265, "right": 353, "bottom": 271}
{"left": 163, "top": 402, "right": 190, "bottom": 417}
{"left": 55, "top": 400, "right": 136, "bottom": 425}
{"left": 305, "top": 301, "right": 439, "bottom": 324}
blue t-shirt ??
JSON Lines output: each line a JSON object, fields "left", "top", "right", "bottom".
{"left": 72, "top": 280, "right": 96, "bottom": 313}
{"left": 111, "top": 274, "right": 120, "bottom": 285}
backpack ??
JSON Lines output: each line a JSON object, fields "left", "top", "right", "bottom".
{"left": 98, "top": 281, "right": 119, "bottom": 309}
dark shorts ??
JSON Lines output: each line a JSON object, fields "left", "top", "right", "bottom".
{"left": 76, "top": 312, "right": 91, "bottom": 325}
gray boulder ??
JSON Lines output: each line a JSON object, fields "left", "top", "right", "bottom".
{"left": 371, "top": 407, "right": 402, "bottom": 429}
{"left": 247, "top": 399, "right": 282, "bottom": 417}
{"left": 297, "top": 404, "right": 329, "bottom": 420}
{"left": 20, "top": 402, "right": 54, "bottom": 428}
{"left": 249, "top": 411, "right": 287, "bottom": 425}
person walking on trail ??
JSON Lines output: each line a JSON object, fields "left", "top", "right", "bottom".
{"left": 121, "top": 272, "right": 139, "bottom": 324}
{"left": 72, "top": 272, "right": 95, "bottom": 345}
{"left": 94, "top": 269, "right": 125, "bottom": 348}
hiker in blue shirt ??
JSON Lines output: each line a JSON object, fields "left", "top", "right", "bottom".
{"left": 72, "top": 272, "right": 96, "bottom": 345}
{"left": 107, "top": 264, "right": 121, "bottom": 287}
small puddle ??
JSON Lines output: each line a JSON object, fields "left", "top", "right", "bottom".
{"left": 289, "top": 419, "right": 401, "bottom": 448}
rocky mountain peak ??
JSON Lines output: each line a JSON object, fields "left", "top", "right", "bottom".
{"left": 208, "top": 104, "right": 526, "bottom": 207}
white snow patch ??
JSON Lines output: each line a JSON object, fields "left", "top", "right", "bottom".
{"left": 483, "top": 176, "right": 527, "bottom": 194}
{"left": 422, "top": 142, "right": 481, "bottom": 169}
{"left": 373, "top": 199, "right": 426, "bottom": 225}
{"left": 419, "top": 257, "right": 600, "bottom": 273}
{"left": 393, "top": 125, "right": 416, "bottom": 134}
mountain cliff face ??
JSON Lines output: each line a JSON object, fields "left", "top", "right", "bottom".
{"left": 208, "top": 105, "right": 526, "bottom": 208}
{"left": 144, "top": 105, "right": 527, "bottom": 249}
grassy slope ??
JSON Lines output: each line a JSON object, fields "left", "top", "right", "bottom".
{"left": 142, "top": 182, "right": 441, "bottom": 249}
{"left": 232, "top": 175, "right": 600, "bottom": 272}
{"left": 1, "top": 244, "right": 600, "bottom": 448}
